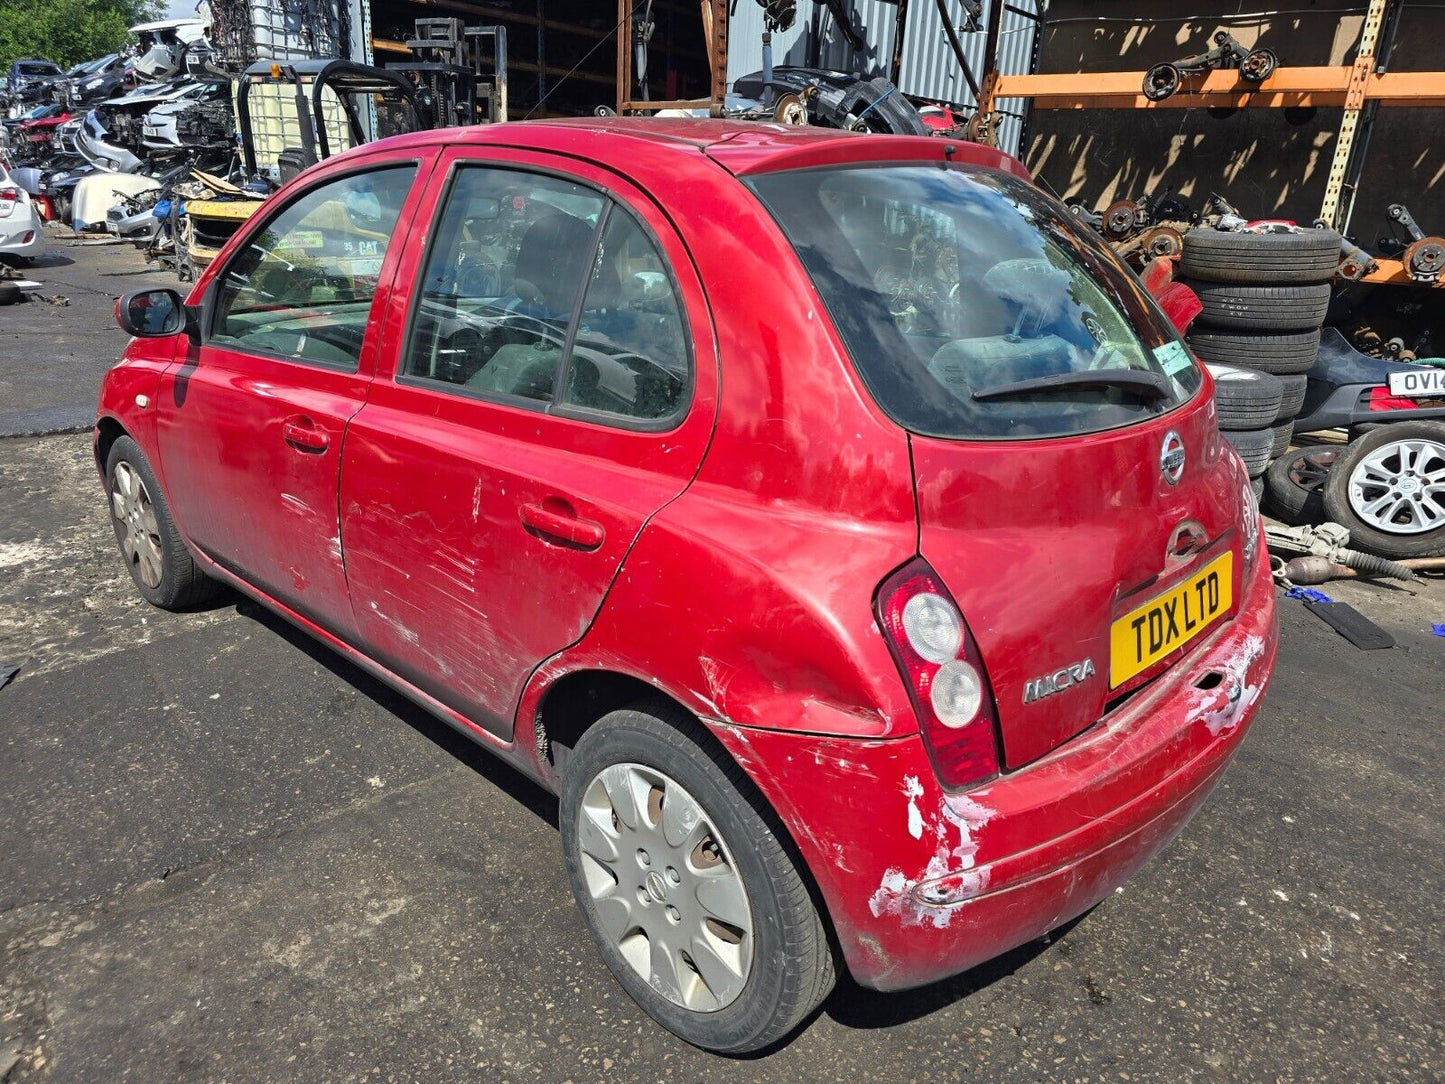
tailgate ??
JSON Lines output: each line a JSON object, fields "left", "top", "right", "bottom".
{"left": 912, "top": 394, "right": 1246, "bottom": 768}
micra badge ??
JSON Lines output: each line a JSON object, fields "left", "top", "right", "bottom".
{"left": 1023, "top": 659, "right": 1097, "bottom": 704}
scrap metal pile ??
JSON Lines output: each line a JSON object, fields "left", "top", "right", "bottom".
{"left": 0, "top": 6, "right": 505, "bottom": 280}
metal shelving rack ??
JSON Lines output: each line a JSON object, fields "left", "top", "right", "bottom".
{"left": 973, "top": 0, "right": 1443, "bottom": 289}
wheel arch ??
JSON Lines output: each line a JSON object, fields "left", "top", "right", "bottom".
{"left": 527, "top": 664, "right": 846, "bottom": 972}
{"left": 94, "top": 414, "right": 128, "bottom": 475}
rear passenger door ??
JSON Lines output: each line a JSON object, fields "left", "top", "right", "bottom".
{"left": 339, "top": 149, "right": 718, "bottom": 737}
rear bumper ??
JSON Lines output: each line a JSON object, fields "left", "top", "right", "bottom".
{"left": 0, "top": 208, "right": 44, "bottom": 256}
{"left": 710, "top": 539, "right": 1278, "bottom": 991}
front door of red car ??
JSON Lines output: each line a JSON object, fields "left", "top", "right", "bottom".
{"left": 156, "top": 161, "right": 427, "bottom": 637}
{"left": 339, "top": 150, "right": 717, "bottom": 736}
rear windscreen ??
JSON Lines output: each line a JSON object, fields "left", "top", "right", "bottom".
{"left": 746, "top": 165, "right": 1203, "bottom": 440}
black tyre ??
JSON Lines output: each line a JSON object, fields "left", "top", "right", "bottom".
{"left": 559, "top": 701, "right": 835, "bottom": 1053}
{"left": 1270, "top": 419, "right": 1295, "bottom": 460}
{"left": 1185, "top": 281, "right": 1332, "bottom": 332}
{"left": 1276, "top": 373, "right": 1308, "bottom": 420}
{"left": 1265, "top": 446, "right": 1337, "bottom": 525}
{"left": 840, "top": 77, "right": 927, "bottom": 135}
{"left": 1322, "top": 422, "right": 1445, "bottom": 558}
{"left": 1185, "top": 328, "right": 1321, "bottom": 375}
{"left": 1207, "top": 364, "right": 1283, "bottom": 430}
{"left": 1251, "top": 475, "right": 1265, "bottom": 502}
{"left": 1179, "top": 228, "right": 1341, "bottom": 284}
{"left": 105, "top": 436, "right": 221, "bottom": 609}
{"left": 1222, "top": 427, "right": 1274, "bottom": 478}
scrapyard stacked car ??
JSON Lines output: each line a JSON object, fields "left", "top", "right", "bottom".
{"left": 96, "top": 119, "right": 1277, "bottom": 1053}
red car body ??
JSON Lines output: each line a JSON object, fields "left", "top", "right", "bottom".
{"left": 95, "top": 120, "right": 1277, "bottom": 996}
{"left": 18, "top": 108, "right": 71, "bottom": 144}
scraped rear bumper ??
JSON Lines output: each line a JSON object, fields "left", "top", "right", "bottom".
{"left": 709, "top": 540, "right": 1278, "bottom": 991}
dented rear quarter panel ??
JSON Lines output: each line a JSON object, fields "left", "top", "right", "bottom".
{"left": 528, "top": 138, "right": 923, "bottom": 740}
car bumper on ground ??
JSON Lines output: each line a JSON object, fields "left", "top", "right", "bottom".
{"left": 709, "top": 539, "right": 1278, "bottom": 992}
{"left": 0, "top": 207, "right": 45, "bottom": 257}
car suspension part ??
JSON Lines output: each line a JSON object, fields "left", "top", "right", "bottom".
{"left": 1381, "top": 204, "right": 1445, "bottom": 284}
{"left": 1143, "top": 31, "right": 1279, "bottom": 102}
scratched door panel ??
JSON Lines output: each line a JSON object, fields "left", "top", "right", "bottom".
{"left": 338, "top": 148, "right": 718, "bottom": 738}
{"left": 157, "top": 349, "right": 367, "bottom": 635}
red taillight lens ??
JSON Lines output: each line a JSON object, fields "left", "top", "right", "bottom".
{"left": 876, "top": 561, "right": 1001, "bottom": 791}
{"left": 0, "top": 188, "right": 18, "bottom": 203}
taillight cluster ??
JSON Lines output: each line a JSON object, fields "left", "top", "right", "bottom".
{"left": 0, "top": 188, "right": 17, "bottom": 219}
{"left": 876, "top": 561, "right": 1001, "bottom": 791}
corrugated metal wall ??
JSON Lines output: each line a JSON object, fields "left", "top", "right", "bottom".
{"left": 725, "top": 1, "right": 1040, "bottom": 155}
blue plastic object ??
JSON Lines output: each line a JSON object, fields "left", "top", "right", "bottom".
{"left": 1285, "top": 586, "right": 1334, "bottom": 604}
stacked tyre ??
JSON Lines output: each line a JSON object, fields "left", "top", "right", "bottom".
{"left": 1181, "top": 229, "right": 1339, "bottom": 496}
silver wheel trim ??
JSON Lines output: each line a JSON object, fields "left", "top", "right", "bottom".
{"left": 110, "top": 461, "right": 164, "bottom": 588}
{"left": 577, "top": 762, "right": 754, "bottom": 1013}
{"left": 1347, "top": 438, "right": 1445, "bottom": 535}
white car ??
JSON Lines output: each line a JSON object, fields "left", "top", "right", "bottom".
{"left": 0, "top": 163, "right": 45, "bottom": 260}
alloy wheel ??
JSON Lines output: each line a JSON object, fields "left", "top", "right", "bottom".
{"left": 1286, "top": 447, "right": 1336, "bottom": 493}
{"left": 110, "top": 460, "right": 163, "bottom": 588}
{"left": 576, "top": 762, "right": 753, "bottom": 1013}
{"left": 1347, "top": 437, "right": 1445, "bottom": 535}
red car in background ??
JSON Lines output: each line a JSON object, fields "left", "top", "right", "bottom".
{"left": 16, "top": 104, "right": 72, "bottom": 148}
{"left": 96, "top": 119, "right": 1277, "bottom": 1053}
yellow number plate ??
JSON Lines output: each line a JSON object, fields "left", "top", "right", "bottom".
{"left": 1110, "top": 552, "right": 1233, "bottom": 687}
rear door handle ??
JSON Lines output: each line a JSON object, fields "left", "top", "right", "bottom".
{"left": 520, "top": 500, "right": 605, "bottom": 550}
{"left": 282, "top": 416, "right": 329, "bottom": 452}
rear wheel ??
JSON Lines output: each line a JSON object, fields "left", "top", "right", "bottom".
{"left": 559, "top": 703, "right": 834, "bottom": 1053}
{"left": 1322, "top": 422, "right": 1445, "bottom": 558}
{"left": 106, "top": 436, "right": 221, "bottom": 609}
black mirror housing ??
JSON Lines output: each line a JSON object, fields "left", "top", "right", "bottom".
{"left": 116, "top": 288, "right": 197, "bottom": 342}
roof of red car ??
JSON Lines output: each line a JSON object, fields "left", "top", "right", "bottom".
{"left": 365, "top": 117, "right": 1031, "bottom": 180}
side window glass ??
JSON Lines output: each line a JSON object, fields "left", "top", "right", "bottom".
{"left": 404, "top": 168, "right": 605, "bottom": 404}
{"left": 211, "top": 166, "right": 416, "bottom": 369}
{"left": 561, "top": 211, "right": 690, "bottom": 421}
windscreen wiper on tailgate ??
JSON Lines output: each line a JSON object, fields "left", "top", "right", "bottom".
{"left": 970, "top": 369, "right": 1172, "bottom": 402}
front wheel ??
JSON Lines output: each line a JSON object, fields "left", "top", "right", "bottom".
{"left": 106, "top": 436, "right": 222, "bottom": 609}
{"left": 559, "top": 703, "right": 834, "bottom": 1053}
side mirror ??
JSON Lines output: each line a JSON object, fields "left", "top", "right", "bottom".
{"left": 116, "top": 287, "right": 197, "bottom": 342}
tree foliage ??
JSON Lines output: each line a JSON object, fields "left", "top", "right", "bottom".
{"left": 0, "top": 0, "right": 163, "bottom": 71}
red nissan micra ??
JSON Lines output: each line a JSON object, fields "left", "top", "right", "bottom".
{"left": 96, "top": 119, "right": 1277, "bottom": 1052}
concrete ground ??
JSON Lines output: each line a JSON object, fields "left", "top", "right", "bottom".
{"left": 0, "top": 233, "right": 1440, "bottom": 1082}
{"left": 0, "top": 233, "right": 172, "bottom": 436}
